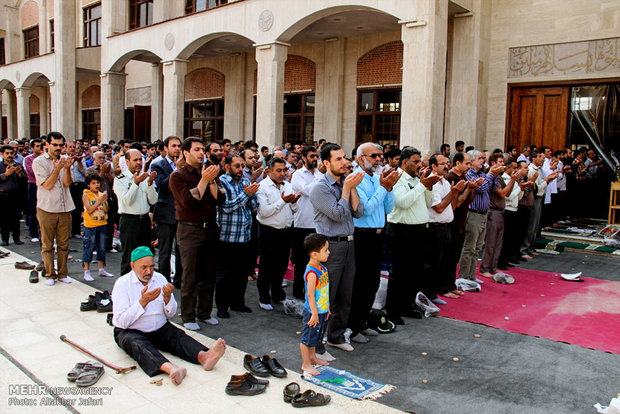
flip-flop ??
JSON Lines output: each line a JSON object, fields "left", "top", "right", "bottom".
{"left": 67, "top": 362, "right": 89, "bottom": 382}
{"left": 75, "top": 362, "right": 104, "bottom": 387}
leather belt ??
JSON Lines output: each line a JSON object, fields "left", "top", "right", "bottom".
{"left": 469, "top": 209, "right": 487, "bottom": 215}
{"left": 327, "top": 235, "right": 354, "bottom": 242}
{"left": 179, "top": 220, "right": 215, "bottom": 228}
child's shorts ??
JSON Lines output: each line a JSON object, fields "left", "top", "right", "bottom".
{"left": 301, "top": 309, "right": 327, "bottom": 347}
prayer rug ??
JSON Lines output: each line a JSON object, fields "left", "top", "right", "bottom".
{"left": 302, "top": 365, "right": 395, "bottom": 400}
{"left": 440, "top": 266, "right": 620, "bottom": 354}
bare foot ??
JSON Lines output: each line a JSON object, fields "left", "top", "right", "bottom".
{"left": 301, "top": 364, "right": 321, "bottom": 375}
{"left": 311, "top": 357, "right": 329, "bottom": 366}
{"left": 479, "top": 272, "right": 494, "bottom": 278}
{"left": 199, "top": 338, "right": 226, "bottom": 370}
{"left": 440, "top": 292, "right": 460, "bottom": 299}
{"left": 169, "top": 365, "right": 187, "bottom": 385}
{"left": 451, "top": 290, "right": 465, "bottom": 296}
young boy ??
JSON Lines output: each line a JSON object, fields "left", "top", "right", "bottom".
{"left": 300, "top": 233, "right": 331, "bottom": 375}
{"left": 82, "top": 174, "right": 113, "bottom": 281}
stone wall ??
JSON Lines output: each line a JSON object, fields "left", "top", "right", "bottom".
{"left": 357, "top": 41, "right": 403, "bottom": 87}
{"left": 283, "top": 55, "right": 316, "bottom": 92}
{"left": 185, "top": 67, "right": 225, "bottom": 100}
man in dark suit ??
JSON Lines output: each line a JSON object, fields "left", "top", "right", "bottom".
{"left": 151, "top": 136, "right": 183, "bottom": 287}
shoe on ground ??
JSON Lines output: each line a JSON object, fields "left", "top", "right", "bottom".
{"left": 217, "top": 309, "right": 230, "bottom": 318}
{"left": 361, "top": 328, "right": 379, "bottom": 336}
{"left": 198, "top": 317, "right": 219, "bottom": 325}
{"left": 315, "top": 350, "right": 336, "bottom": 362}
{"left": 259, "top": 302, "right": 273, "bottom": 311}
{"left": 0, "top": 241, "right": 8, "bottom": 247}
{"left": 291, "top": 389, "right": 331, "bottom": 408}
{"left": 183, "top": 322, "right": 200, "bottom": 331}
{"left": 80, "top": 295, "right": 98, "bottom": 311}
{"left": 83, "top": 271, "right": 94, "bottom": 282}
{"left": 58, "top": 276, "right": 73, "bottom": 284}
{"left": 29, "top": 271, "right": 38, "bottom": 283}
{"left": 283, "top": 382, "right": 300, "bottom": 403}
{"left": 14, "top": 261, "right": 35, "bottom": 270}
{"left": 98, "top": 269, "right": 114, "bottom": 277}
{"left": 388, "top": 315, "right": 405, "bottom": 325}
{"left": 108, "top": 248, "right": 118, "bottom": 253}
{"left": 44, "top": 278, "right": 55, "bottom": 286}
{"left": 31, "top": 238, "right": 39, "bottom": 243}
{"left": 243, "top": 354, "right": 271, "bottom": 377}
{"left": 326, "top": 341, "right": 354, "bottom": 352}
{"left": 262, "top": 355, "right": 288, "bottom": 378}
{"left": 13, "top": 240, "right": 24, "bottom": 245}
{"left": 225, "top": 376, "right": 267, "bottom": 396}
{"left": 431, "top": 297, "right": 447, "bottom": 305}
{"left": 350, "top": 333, "right": 369, "bottom": 344}
{"left": 231, "top": 305, "right": 253, "bottom": 313}
{"left": 281, "top": 280, "right": 288, "bottom": 287}
{"left": 35, "top": 261, "right": 44, "bottom": 271}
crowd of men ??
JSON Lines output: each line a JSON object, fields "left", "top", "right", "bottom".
{"left": 0, "top": 133, "right": 612, "bottom": 354}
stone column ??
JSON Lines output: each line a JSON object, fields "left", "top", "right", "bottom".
{"left": 39, "top": 88, "right": 49, "bottom": 135}
{"left": 54, "top": 0, "right": 77, "bottom": 139}
{"left": 16, "top": 87, "right": 32, "bottom": 139}
{"left": 322, "top": 38, "right": 345, "bottom": 144}
{"left": 0, "top": 92, "right": 4, "bottom": 140}
{"left": 100, "top": 72, "right": 126, "bottom": 143}
{"left": 101, "top": 0, "right": 126, "bottom": 38}
{"left": 5, "top": 90, "right": 17, "bottom": 138}
{"left": 224, "top": 53, "right": 246, "bottom": 141}
{"left": 399, "top": 0, "right": 448, "bottom": 154}
{"left": 162, "top": 59, "right": 187, "bottom": 139}
{"left": 255, "top": 42, "right": 287, "bottom": 149}
{"left": 151, "top": 63, "right": 163, "bottom": 140}
{"left": 38, "top": 0, "right": 49, "bottom": 54}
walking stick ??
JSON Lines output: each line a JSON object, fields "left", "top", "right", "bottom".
{"left": 60, "top": 335, "right": 136, "bottom": 374}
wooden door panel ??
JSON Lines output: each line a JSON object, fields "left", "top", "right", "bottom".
{"left": 508, "top": 86, "right": 569, "bottom": 151}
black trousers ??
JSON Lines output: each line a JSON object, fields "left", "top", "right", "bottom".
{"left": 119, "top": 214, "right": 152, "bottom": 275}
{"left": 257, "top": 224, "right": 291, "bottom": 304}
{"left": 114, "top": 321, "right": 207, "bottom": 377}
{"left": 0, "top": 192, "right": 20, "bottom": 242}
{"left": 106, "top": 194, "right": 118, "bottom": 251}
{"left": 215, "top": 241, "right": 251, "bottom": 311}
{"left": 448, "top": 221, "right": 465, "bottom": 290}
{"left": 291, "top": 227, "right": 315, "bottom": 300}
{"left": 69, "top": 182, "right": 86, "bottom": 236}
{"left": 348, "top": 228, "right": 383, "bottom": 334}
{"left": 386, "top": 223, "right": 429, "bottom": 319}
{"left": 499, "top": 209, "right": 520, "bottom": 263}
{"left": 429, "top": 223, "right": 453, "bottom": 295}
{"left": 27, "top": 183, "right": 39, "bottom": 239}
{"left": 157, "top": 222, "right": 182, "bottom": 284}
{"left": 246, "top": 213, "right": 259, "bottom": 277}
{"left": 324, "top": 239, "right": 355, "bottom": 344}
{"left": 177, "top": 223, "right": 218, "bottom": 323}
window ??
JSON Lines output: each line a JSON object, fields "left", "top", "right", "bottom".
{"left": 83, "top": 109, "right": 101, "bottom": 142}
{"left": 283, "top": 94, "right": 314, "bottom": 144}
{"left": 50, "top": 20, "right": 54, "bottom": 52}
{"left": 129, "top": 0, "right": 153, "bottom": 29}
{"left": 184, "top": 99, "right": 224, "bottom": 142}
{"left": 357, "top": 89, "right": 401, "bottom": 147}
{"left": 83, "top": 4, "right": 102, "bottom": 47}
{"left": 23, "top": 26, "right": 39, "bottom": 59}
{"left": 30, "top": 114, "right": 40, "bottom": 139}
{"left": 185, "top": 0, "right": 227, "bottom": 14}
{"left": 0, "top": 38, "right": 5, "bottom": 65}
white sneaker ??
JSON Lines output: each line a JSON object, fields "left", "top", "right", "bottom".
{"left": 259, "top": 302, "right": 273, "bottom": 311}
{"left": 83, "top": 271, "right": 94, "bottom": 282}
{"left": 109, "top": 248, "right": 118, "bottom": 253}
{"left": 183, "top": 322, "right": 200, "bottom": 331}
{"left": 58, "top": 277, "right": 73, "bottom": 284}
{"left": 98, "top": 269, "right": 114, "bottom": 278}
{"left": 31, "top": 238, "right": 39, "bottom": 243}
{"left": 199, "top": 317, "right": 219, "bottom": 326}
{"left": 44, "top": 278, "right": 55, "bottom": 286}
{"left": 315, "top": 350, "right": 336, "bottom": 362}
{"left": 350, "top": 333, "right": 369, "bottom": 344}
{"left": 73, "top": 234, "right": 83, "bottom": 239}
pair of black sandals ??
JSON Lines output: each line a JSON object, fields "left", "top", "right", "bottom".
{"left": 283, "top": 382, "right": 331, "bottom": 408}
{"left": 66, "top": 361, "right": 104, "bottom": 387}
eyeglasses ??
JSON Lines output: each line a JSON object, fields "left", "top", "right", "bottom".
{"left": 363, "top": 153, "right": 382, "bottom": 159}
{"left": 49, "top": 143, "right": 65, "bottom": 147}
{"left": 345, "top": 166, "right": 354, "bottom": 170}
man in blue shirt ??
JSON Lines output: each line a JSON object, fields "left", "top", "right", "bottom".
{"left": 348, "top": 143, "right": 399, "bottom": 344}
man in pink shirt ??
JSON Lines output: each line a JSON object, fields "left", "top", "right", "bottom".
{"left": 24, "top": 138, "right": 44, "bottom": 242}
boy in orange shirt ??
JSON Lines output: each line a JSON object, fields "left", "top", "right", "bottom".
{"left": 82, "top": 174, "right": 113, "bottom": 281}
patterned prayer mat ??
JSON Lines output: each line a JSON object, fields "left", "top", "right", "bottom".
{"left": 302, "top": 365, "right": 395, "bottom": 400}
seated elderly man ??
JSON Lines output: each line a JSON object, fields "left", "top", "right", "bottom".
{"left": 112, "top": 246, "right": 226, "bottom": 385}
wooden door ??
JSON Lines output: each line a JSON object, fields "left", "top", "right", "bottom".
{"left": 133, "top": 105, "right": 151, "bottom": 142}
{"left": 507, "top": 86, "right": 569, "bottom": 151}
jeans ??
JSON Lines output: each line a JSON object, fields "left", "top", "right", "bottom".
{"left": 82, "top": 225, "right": 107, "bottom": 264}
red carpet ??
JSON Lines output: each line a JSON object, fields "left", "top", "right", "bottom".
{"left": 439, "top": 266, "right": 620, "bottom": 354}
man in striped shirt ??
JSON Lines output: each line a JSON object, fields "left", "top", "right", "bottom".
{"left": 215, "top": 154, "right": 259, "bottom": 319}
{"left": 458, "top": 150, "right": 504, "bottom": 282}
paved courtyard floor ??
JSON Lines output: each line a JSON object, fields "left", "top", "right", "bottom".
{"left": 1, "top": 227, "right": 619, "bottom": 414}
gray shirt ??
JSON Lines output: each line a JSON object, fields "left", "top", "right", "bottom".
{"left": 310, "top": 172, "right": 363, "bottom": 237}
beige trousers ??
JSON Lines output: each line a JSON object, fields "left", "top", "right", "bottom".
{"left": 36, "top": 208, "right": 72, "bottom": 279}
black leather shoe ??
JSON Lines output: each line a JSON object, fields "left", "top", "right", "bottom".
{"left": 230, "top": 372, "right": 269, "bottom": 386}
{"left": 80, "top": 295, "right": 97, "bottom": 312}
{"left": 231, "top": 305, "right": 253, "bottom": 313}
{"left": 225, "top": 376, "right": 267, "bottom": 396}
{"left": 217, "top": 309, "right": 230, "bottom": 318}
{"left": 403, "top": 308, "right": 423, "bottom": 319}
{"left": 388, "top": 315, "right": 405, "bottom": 325}
{"left": 261, "top": 355, "right": 287, "bottom": 378}
{"left": 243, "top": 354, "right": 270, "bottom": 377}
{"left": 13, "top": 240, "right": 24, "bottom": 245}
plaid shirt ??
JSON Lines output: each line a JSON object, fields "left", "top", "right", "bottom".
{"left": 217, "top": 174, "right": 258, "bottom": 243}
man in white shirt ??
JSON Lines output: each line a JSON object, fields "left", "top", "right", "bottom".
{"left": 112, "top": 246, "right": 226, "bottom": 385}
{"left": 517, "top": 145, "right": 531, "bottom": 166}
{"left": 255, "top": 157, "right": 300, "bottom": 310}
{"left": 290, "top": 146, "right": 322, "bottom": 299}
{"left": 114, "top": 149, "right": 158, "bottom": 275}
{"left": 427, "top": 154, "right": 466, "bottom": 302}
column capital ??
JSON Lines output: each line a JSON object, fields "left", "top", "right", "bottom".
{"left": 15, "top": 86, "right": 32, "bottom": 93}
{"left": 253, "top": 41, "right": 291, "bottom": 50}
{"left": 398, "top": 18, "right": 427, "bottom": 28}
{"left": 47, "top": 81, "right": 55, "bottom": 87}
{"left": 161, "top": 59, "right": 189, "bottom": 66}
{"left": 100, "top": 71, "right": 128, "bottom": 78}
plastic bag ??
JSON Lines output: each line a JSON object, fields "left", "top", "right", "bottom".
{"left": 455, "top": 278, "right": 481, "bottom": 292}
{"left": 415, "top": 292, "right": 440, "bottom": 317}
{"left": 282, "top": 299, "right": 304, "bottom": 318}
